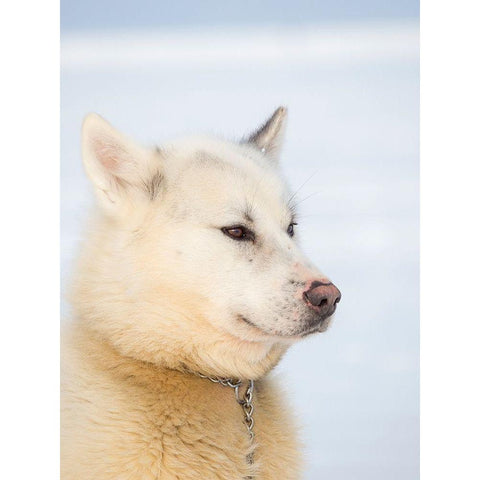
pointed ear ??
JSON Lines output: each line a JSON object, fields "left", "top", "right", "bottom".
{"left": 246, "top": 106, "right": 287, "bottom": 162}
{"left": 82, "top": 113, "right": 161, "bottom": 214}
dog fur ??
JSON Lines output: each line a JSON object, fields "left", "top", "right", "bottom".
{"left": 61, "top": 107, "right": 339, "bottom": 479}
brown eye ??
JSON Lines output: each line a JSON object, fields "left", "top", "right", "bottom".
{"left": 221, "top": 226, "right": 254, "bottom": 241}
{"left": 287, "top": 222, "right": 297, "bottom": 237}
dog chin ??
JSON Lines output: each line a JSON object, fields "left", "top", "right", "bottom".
{"left": 236, "top": 314, "right": 331, "bottom": 340}
{"left": 298, "top": 316, "right": 333, "bottom": 337}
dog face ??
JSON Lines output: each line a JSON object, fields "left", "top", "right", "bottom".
{"left": 77, "top": 108, "right": 340, "bottom": 376}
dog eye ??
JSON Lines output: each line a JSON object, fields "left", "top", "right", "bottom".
{"left": 287, "top": 222, "right": 297, "bottom": 237}
{"left": 221, "top": 226, "right": 254, "bottom": 241}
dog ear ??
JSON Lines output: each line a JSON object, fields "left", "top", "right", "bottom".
{"left": 246, "top": 106, "right": 287, "bottom": 162}
{"left": 82, "top": 113, "right": 161, "bottom": 214}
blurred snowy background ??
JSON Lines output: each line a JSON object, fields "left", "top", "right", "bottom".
{"left": 61, "top": 2, "right": 419, "bottom": 479}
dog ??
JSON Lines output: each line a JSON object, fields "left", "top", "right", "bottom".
{"left": 61, "top": 107, "right": 341, "bottom": 479}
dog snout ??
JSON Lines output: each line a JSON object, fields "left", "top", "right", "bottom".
{"left": 303, "top": 280, "right": 341, "bottom": 317}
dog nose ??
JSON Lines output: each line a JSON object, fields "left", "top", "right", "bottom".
{"left": 303, "top": 281, "right": 341, "bottom": 317}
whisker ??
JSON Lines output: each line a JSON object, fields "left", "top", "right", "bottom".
{"left": 287, "top": 170, "right": 318, "bottom": 207}
{"left": 291, "top": 191, "right": 321, "bottom": 208}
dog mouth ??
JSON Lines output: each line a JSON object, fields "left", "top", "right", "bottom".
{"left": 237, "top": 315, "right": 261, "bottom": 330}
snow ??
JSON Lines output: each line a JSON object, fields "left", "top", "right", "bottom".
{"left": 61, "top": 20, "right": 419, "bottom": 479}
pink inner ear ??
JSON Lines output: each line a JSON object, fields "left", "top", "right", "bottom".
{"left": 92, "top": 137, "right": 124, "bottom": 172}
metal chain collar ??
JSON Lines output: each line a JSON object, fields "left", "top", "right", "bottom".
{"left": 196, "top": 373, "right": 255, "bottom": 464}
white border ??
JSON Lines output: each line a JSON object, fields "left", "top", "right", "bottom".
{"left": 3, "top": 0, "right": 480, "bottom": 477}
{"left": 0, "top": 0, "right": 59, "bottom": 478}
{"left": 421, "top": 0, "right": 480, "bottom": 478}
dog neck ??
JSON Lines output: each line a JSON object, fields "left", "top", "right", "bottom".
{"left": 69, "top": 315, "right": 287, "bottom": 382}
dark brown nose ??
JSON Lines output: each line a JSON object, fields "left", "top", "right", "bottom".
{"left": 303, "top": 280, "right": 341, "bottom": 317}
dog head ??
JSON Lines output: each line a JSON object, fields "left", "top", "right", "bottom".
{"left": 74, "top": 108, "right": 340, "bottom": 378}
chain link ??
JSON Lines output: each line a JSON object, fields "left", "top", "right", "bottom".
{"left": 195, "top": 372, "right": 255, "bottom": 464}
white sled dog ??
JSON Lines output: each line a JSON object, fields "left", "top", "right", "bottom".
{"left": 61, "top": 107, "right": 341, "bottom": 479}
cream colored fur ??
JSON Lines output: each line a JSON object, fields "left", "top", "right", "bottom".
{"left": 61, "top": 107, "right": 336, "bottom": 479}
